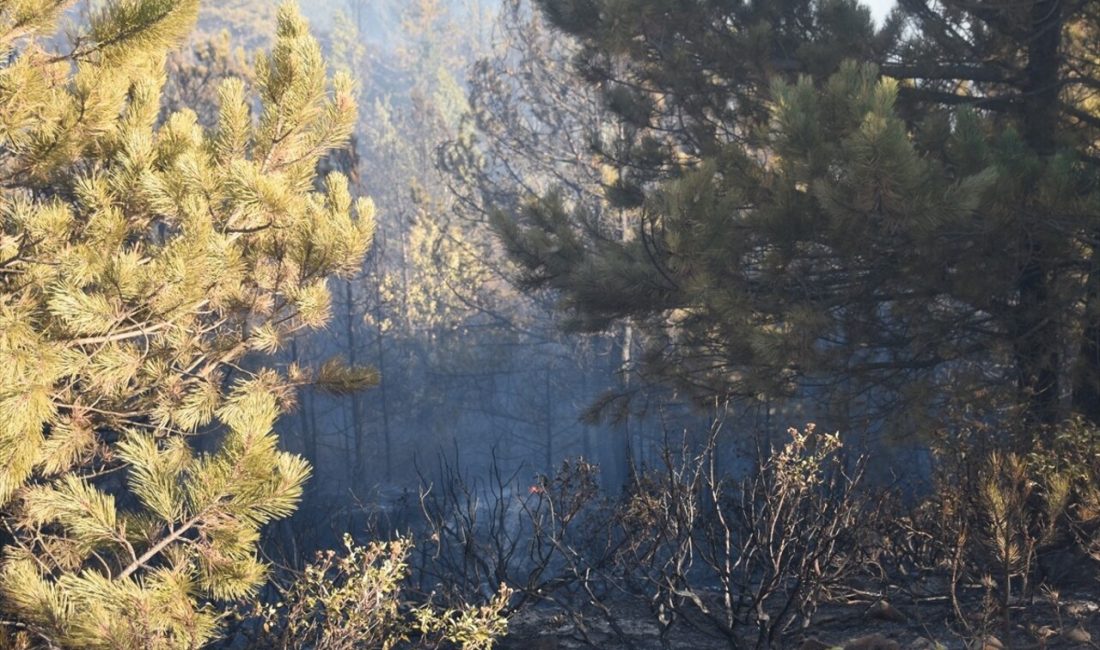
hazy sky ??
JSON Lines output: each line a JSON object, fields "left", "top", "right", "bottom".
{"left": 866, "top": 0, "right": 896, "bottom": 24}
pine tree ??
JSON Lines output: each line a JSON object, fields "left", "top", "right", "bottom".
{"left": 441, "top": 0, "right": 659, "bottom": 484}
{"left": 881, "top": 0, "right": 1100, "bottom": 433}
{"left": 0, "top": 1, "right": 375, "bottom": 647}
{"left": 493, "top": 0, "right": 1100, "bottom": 442}
{"left": 321, "top": 0, "right": 553, "bottom": 482}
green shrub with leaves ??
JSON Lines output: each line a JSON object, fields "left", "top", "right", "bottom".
{"left": 0, "top": 1, "right": 375, "bottom": 647}
{"left": 254, "top": 535, "right": 512, "bottom": 650}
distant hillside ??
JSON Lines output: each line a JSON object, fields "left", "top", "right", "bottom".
{"left": 192, "top": 0, "right": 484, "bottom": 52}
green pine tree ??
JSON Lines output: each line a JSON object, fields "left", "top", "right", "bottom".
{"left": 0, "top": 1, "right": 375, "bottom": 647}
{"left": 493, "top": 0, "right": 1100, "bottom": 442}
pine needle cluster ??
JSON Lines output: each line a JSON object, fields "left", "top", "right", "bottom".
{"left": 0, "top": 1, "right": 376, "bottom": 647}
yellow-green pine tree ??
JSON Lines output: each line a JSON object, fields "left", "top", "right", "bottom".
{"left": 0, "top": 1, "right": 375, "bottom": 647}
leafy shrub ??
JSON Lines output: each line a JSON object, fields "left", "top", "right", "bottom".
{"left": 252, "top": 535, "right": 511, "bottom": 650}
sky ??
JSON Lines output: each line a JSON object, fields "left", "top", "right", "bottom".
{"left": 866, "top": 0, "right": 896, "bottom": 24}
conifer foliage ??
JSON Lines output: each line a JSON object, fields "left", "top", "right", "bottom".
{"left": 496, "top": 0, "right": 1100, "bottom": 439}
{"left": 0, "top": 1, "right": 375, "bottom": 647}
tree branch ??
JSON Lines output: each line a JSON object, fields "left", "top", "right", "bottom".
{"left": 881, "top": 62, "right": 1014, "bottom": 84}
{"left": 116, "top": 514, "right": 202, "bottom": 581}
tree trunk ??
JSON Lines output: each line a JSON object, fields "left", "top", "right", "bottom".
{"left": 544, "top": 364, "right": 553, "bottom": 472}
{"left": 1014, "top": 0, "right": 1064, "bottom": 434}
{"left": 291, "top": 338, "right": 318, "bottom": 464}
{"left": 345, "top": 281, "right": 366, "bottom": 480}
{"left": 373, "top": 280, "right": 394, "bottom": 483}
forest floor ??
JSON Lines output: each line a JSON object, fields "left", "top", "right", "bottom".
{"left": 498, "top": 580, "right": 1100, "bottom": 649}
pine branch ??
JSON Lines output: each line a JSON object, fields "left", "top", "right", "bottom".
{"left": 881, "top": 62, "right": 1014, "bottom": 84}
{"left": 895, "top": 86, "right": 1017, "bottom": 111}
{"left": 67, "top": 322, "right": 170, "bottom": 347}
{"left": 116, "top": 514, "right": 202, "bottom": 581}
